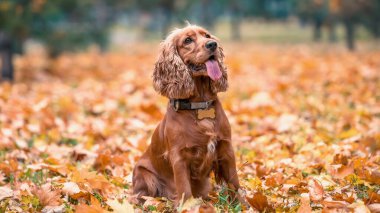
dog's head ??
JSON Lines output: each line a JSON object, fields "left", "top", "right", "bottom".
{"left": 153, "top": 24, "right": 228, "bottom": 99}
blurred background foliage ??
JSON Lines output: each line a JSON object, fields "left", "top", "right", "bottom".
{"left": 0, "top": 0, "right": 380, "bottom": 80}
{"left": 1, "top": 0, "right": 380, "bottom": 52}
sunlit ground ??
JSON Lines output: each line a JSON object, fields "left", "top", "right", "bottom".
{"left": 0, "top": 42, "right": 379, "bottom": 212}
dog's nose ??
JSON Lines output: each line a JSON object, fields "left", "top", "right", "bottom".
{"left": 205, "top": 41, "right": 217, "bottom": 52}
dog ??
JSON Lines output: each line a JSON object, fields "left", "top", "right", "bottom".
{"left": 132, "top": 24, "right": 240, "bottom": 205}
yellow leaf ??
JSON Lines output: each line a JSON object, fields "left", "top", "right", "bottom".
{"left": 106, "top": 199, "right": 134, "bottom": 213}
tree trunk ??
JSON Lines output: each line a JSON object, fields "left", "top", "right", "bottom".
{"left": 231, "top": 16, "right": 241, "bottom": 41}
{"left": 371, "top": 22, "right": 380, "bottom": 39}
{"left": 0, "top": 32, "right": 14, "bottom": 82}
{"left": 328, "top": 24, "right": 337, "bottom": 42}
{"left": 344, "top": 19, "right": 355, "bottom": 51}
{"left": 230, "top": 1, "right": 242, "bottom": 41}
{"left": 313, "top": 18, "right": 323, "bottom": 41}
{"left": 327, "top": 17, "right": 337, "bottom": 42}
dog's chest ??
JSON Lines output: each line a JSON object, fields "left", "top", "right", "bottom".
{"left": 186, "top": 119, "right": 218, "bottom": 178}
{"left": 187, "top": 141, "right": 217, "bottom": 177}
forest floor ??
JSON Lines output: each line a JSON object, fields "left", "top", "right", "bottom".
{"left": 0, "top": 43, "right": 379, "bottom": 212}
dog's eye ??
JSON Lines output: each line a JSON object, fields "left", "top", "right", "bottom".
{"left": 184, "top": 37, "right": 192, "bottom": 44}
{"left": 205, "top": 34, "right": 211, "bottom": 38}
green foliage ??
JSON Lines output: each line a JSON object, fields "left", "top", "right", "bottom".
{"left": 147, "top": 205, "right": 157, "bottom": 211}
{"left": 59, "top": 138, "right": 78, "bottom": 146}
{"left": 354, "top": 184, "right": 369, "bottom": 200}
{"left": 20, "top": 169, "right": 45, "bottom": 185}
{"left": 215, "top": 186, "right": 242, "bottom": 213}
{"left": 21, "top": 195, "right": 41, "bottom": 211}
{"left": 93, "top": 192, "right": 105, "bottom": 204}
{"left": 7, "top": 173, "right": 15, "bottom": 185}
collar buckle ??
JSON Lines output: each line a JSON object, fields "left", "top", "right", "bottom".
{"left": 173, "top": 100, "right": 180, "bottom": 111}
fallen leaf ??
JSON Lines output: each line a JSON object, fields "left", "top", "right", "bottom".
{"left": 297, "top": 193, "right": 312, "bottom": 213}
{"left": 0, "top": 186, "right": 13, "bottom": 201}
{"left": 347, "top": 201, "right": 370, "bottom": 213}
{"left": 246, "top": 192, "right": 272, "bottom": 212}
{"left": 308, "top": 178, "right": 324, "bottom": 202}
{"left": 32, "top": 184, "right": 61, "bottom": 207}
{"left": 178, "top": 196, "right": 203, "bottom": 212}
{"left": 76, "top": 195, "right": 105, "bottom": 213}
{"left": 368, "top": 203, "right": 380, "bottom": 213}
{"left": 106, "top": 199, "right": 134, "bottom": 213}
{"left": 62, "top": 182, "right": 81, "bottom": 195}
{"left": 41, "top": 205, "right": 65, "bottom": 213}
{"left": 322, "top": 199, "right": 349, "bottom": 212}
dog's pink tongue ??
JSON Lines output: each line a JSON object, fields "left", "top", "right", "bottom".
{"left": 205, "top": 60, "right": 222, "bottom": 81}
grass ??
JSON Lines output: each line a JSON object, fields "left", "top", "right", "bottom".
{"left": 214, "top": 187, "right": 242, "bottom": 213}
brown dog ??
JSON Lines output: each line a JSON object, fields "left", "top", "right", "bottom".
{"left": 132, "top": 24, "right": 240, "bottom": 205}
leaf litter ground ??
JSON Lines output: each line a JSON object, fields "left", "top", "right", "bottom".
{"left": 0, "top": 43, "right": 379, "bottom": 212}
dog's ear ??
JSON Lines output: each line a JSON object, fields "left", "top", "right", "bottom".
{"left": 211, "top": 46, "right": 228, "bottom": 93}
{"left": 152, "top": 35, "right": 195, "bottom": 99}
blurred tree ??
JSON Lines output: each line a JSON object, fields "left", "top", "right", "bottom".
{"left": 296, "top": 0, "right": 328, "bottom": 41}
{"left": 326, "top": 0, "right": 340, "bottom": 42}
{"left": 339, "top": 0, "right": 372, "bottom": 50}
{"left": 229, "top": 0, "right": 243, "bottom": 40}
{"left": 362, "top": 0, "right": 380, "bottom": 38}
{"left": 0, "top": 32, "right": 13, "bottom": 81}
{"left": 296, "top": 0, "right": 377, "bottom": 50}
{"left": 0, "top": 0, "right": 130, "bottom": 81}
{"left": 1, "top": 0, "right": 379, "bottom": 80}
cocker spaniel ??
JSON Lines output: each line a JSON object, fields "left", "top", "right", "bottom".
{"left": 132, "top": 24, "right": 240, "bottom": 205}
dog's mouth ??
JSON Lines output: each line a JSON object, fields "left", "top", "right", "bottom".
{"left": 188, "top": 55, "right": 222, "bottom": 81}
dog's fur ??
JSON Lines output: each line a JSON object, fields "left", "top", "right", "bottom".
{"left": 132, "top": 25, "right": 240, "bottom": 204}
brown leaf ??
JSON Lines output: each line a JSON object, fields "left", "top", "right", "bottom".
{"left": 322, "top": 200, "right": 349, "bottom": 212}
{"left": 75, "top": 203, "right": 105, "bottom": 213}
{"left": 32, "top": 184, "right": 61, "bottom": 207}
{"left": 199, "top": 204, "right": 216, "bottom": 213}
{"left": 246, "top": 192, "right": 272, "bottom": 212}
{"left": 76, "top": 195, "right": 105, "bottom": 213}
{"left": 328, "top": 164, "right": 354, "bottom": 179}
{"left": 72, "top": 169, "right": 113, "bottom": 194}
{"left": 94, "top": 149, "right": 112, "bottom": 171}
{"left": 297, "top": 194, "right": 312, "bottom": 213}
{"left": 308, "top": 178, "right": 324, "bottom": 202}
{"left": 368, "top": 204, "right": 380, "bottom": 213}
{"left": 366, "top": 190, "right": 380, "bottom": 204}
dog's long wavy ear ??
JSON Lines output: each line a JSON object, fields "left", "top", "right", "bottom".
{"left": 211, "top": 46, "right": 228, "bottom": 93}
{"left": 152, "top": 35, "right": 195, "bottom": 99}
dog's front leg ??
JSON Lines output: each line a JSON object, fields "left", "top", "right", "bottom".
{"left": 171, "top": 154, "right": 192, "bottom": 204}
{"left": 216, "top": 140, "right": 241, "bottom": 200}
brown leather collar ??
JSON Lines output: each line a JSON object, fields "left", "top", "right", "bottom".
{"left": 170, "top": 99, "right": 214, "bottom": 111}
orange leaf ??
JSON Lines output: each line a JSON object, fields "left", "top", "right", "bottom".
{"left": 246, "top": 192, "right": 272, "bottom": 212}
{"left": 308, "top": 178, "right": 324, "bottom": 202}
{"left": 32, "top": 184, "right": 61, "bottom": 207}
{"left": 297, "top": 194, "right": 312, "bottom": 213}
